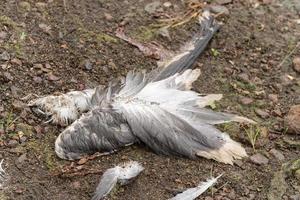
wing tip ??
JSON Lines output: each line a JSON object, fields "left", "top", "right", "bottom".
{"left": 197, "top": 139, "right": 248, "bottom": 165}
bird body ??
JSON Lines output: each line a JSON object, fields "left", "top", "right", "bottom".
{"left": 29, "top": 11, "right": 254, "bottom": 165}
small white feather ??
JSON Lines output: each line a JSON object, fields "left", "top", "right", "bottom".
{"left": 170, "top": 174, "right": 222, "bottom": 200}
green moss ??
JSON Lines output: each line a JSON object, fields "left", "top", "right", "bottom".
{"left": 0, "top": 15, "right": 19, "bottom": 29}
{"left": 78, "top": 28, "right": 118, "bottom": 44}
{"left": 26, "top": 137, "right": 58, "bottom": 170}
{"left": 132, "top": 25, "right": 159, "bottom": 42}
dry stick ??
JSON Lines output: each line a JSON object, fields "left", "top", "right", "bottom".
{"left": 277, "top": 42, "right": 300, "bottom": 68}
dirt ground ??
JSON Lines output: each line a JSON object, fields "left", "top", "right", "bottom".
{"left": 0, "top": 0, "right": 300, "bottom": 199}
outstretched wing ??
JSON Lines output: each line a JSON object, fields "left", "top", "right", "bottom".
{"left": 113, "top": 68, "right": 251, "bottom": 164}
{"left": 55, "top": 107, "right": 136, "bottom": 160}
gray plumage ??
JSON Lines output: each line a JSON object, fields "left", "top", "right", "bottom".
{"left": 91, "top": 161, "right": 144, "bottom": 200}
{"left": 30, "top": 11, "right": 254, "bottom": 165}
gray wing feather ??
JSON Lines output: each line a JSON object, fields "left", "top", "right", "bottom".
{"left": 120, "top": 103, "right": 221, "bottom": 158}
{"left": 55, "top": 108, "right": 136, "bottom": 160}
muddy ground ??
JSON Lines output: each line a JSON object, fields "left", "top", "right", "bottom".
{"left": 0, "top": 0, "right": 300, "bottom": 199}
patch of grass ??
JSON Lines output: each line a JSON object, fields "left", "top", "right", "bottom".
{"left": 78, "top": 28, "right": 118, "bottom": 43}
{"left": 132, "top": 25, "right": 159, "bottom": 42}
{"left": 211, "top": 48, "right": 220, "bottom": 57}
{"left": 244, "top": 125, "right": 261, "bottom": 150}
{"left": 26, "top": 136, "right": 58, "bottom": 171}
{"left": 0, "top": 15, "right": 26, "bottom": 57}
{"left": 0, "top": 15, "right": 19, "bottom": 29}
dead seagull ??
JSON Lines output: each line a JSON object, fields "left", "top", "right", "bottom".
{"left": 28, "top": 11, "right": 255, "bottom": 165}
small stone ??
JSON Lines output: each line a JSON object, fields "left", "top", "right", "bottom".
{"left": 163, "top": 2, "right": 172, "bottom": 7}
{"left": 78, "top": 157, "right": 88, "bottom": 165}
{"left": 104, "top": 13, "right": 113, "bottom": 21}
{"left": 84, "top": 60, "right": 93, "bottom": 70}
{"left": 38, "top": 23, "right": 51, "bottom": 34}
{"left": 215, "top": 0, "right": 232, "bottom": 4}
{"left": 237, "top": 73, "right": 250, "bottom": 83}
{"left": 19, "top": 1, "right": 31, "bottom": 11}
{"left": 72, "top": 181, "right": 81, "bottom": 189}
{"left": 0, "top": 31, "right": 8, "bottom": 40}
{"left": 144, "top": 1, "right": 161, "bottom": 14}
{"left": 233, "top": 160, "right": 244, "bottom": 169}
{"left": 239, "top": 97, "right": 253, "bottom": 105}
{"left": 285, "top": 105, "right": 300, "bottom": 134}
{"left": 250, "top": 153, "right": 269, "bottom": 165}
{"left": 0, "top": 51, "right": 10, "bottom": 61}
{"left": 293, "top": 57, "right": 300, "bottom": 73}
{"left": 157, "top": 26, "right": 170, "bottom": 40}
{"left": 269, "top": 148, "right": 285, "bottom": 161}
{"left": 268, "top": 94, "right": 278, "bottom": 103}
{"left": 255, "top": 109, "right": 269, "bottom": 118}
{"left": 228, "top": 189, "right": 236, "bottom": 199}
{"left": 8, "top": 140, "right": 19, "bottom": 148}
{"left": 35, "top": 2, "right": 47, "bottom": 11}
{"left": 204, "top": 197, "right": 214, "bottom": 200}
{"left": 12, "top": 100, "right": 26, "bottom": 110}
{"left": 3, "top": 72, "right": 13, "bottom": 81}
{"left": 20, "top": 136, "right": 27, "bottom": 143}
{"left": 11, "top": 58, "right": 22, "bottom": 66}
{"left": 33, "top": 76, "right": 42, "bottom": 83}
{"left": 17, "top": 153, "right": 27, "bottom": 163}
{"left": 209, "top": 5, "right": 230, "bottom": 15}
{"left": 47, "top": 73, "right": 60, "bottom": 81}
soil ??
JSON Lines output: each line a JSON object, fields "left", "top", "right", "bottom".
{"left": 0, "top": 0, "right": 300, "bottom": 199}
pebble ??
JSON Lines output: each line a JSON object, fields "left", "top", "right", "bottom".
{"left": 237, "top": 73, "right": 250, "bottom": 83}
{"left": 33, "top": 76, "right": 43, "bottom": 83}
{"left": 250, "top": 153, "right": 269, "bottom": 165}
{"left": 163, "top": 2, "right": 172, "bottom": 7}
{"left": 144, "top": 1, "right": 161, "bottom": 14}
{"left": 285, "top": 105, "right": 300, "bottom": 135}
{"left": 17, "top": 153, "right": 27, "bottom": 163}
{"left": 293, "top": 57, "right": 300, "bottom": 73}
{"left": 84, "top": 59, "right": 93, "bottom": 70}
{"left": 0, "top": 31, "right": 8, "bottom": 40}
{"left": 215, "top": 0, "right": 232, "bottom": 4}
{"left": 255, "top": 109, "right": 269, "bottom": 118}
{"left": 19, "top": 1, "right": 31, "bottom": 11}
{"left": 0, "top": 51, "right": 10, "bottom": 61}
{"left": 38, "top": 23, "right": 51, "bottom": 34}
{"left": 239, "top": 97, "right": 253, "bottom": 105}
{"left": 268, "top": 94, "right": 278, "bottom": 103}
{"left": 157, "top": 26, "right": 170, "bottom": 40}
{"left": 3, "top": 72, "right": 13, "bottom": 81}
{"left": 35, "top": 2, "right": 47, "bottom": 11}
{"left": 8, "top": 140, "right": 19, "bottom": 148}
{"left": 104, "top": 13, "right": 113, "bottom": 21}
{"left": 209, "top": 5, "right": 230, "bottom": 15}
{"left": 47, "top": 73, "right": 60, "bottom": 81}
{"left": 290, "top": 194, "right": 300, "bottom": 200}
{"left": 269, "top": 148, "right": 285, "bottom": 161}
{"left": 11, "top": 58, "right": 22, "bottom": 66}
{"left": 72, "top": 181, "right": 81, "bottom": 189}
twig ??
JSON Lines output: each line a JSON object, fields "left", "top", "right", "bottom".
{"left": 277, "top": 42, "right": 299, "bottom": 68}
